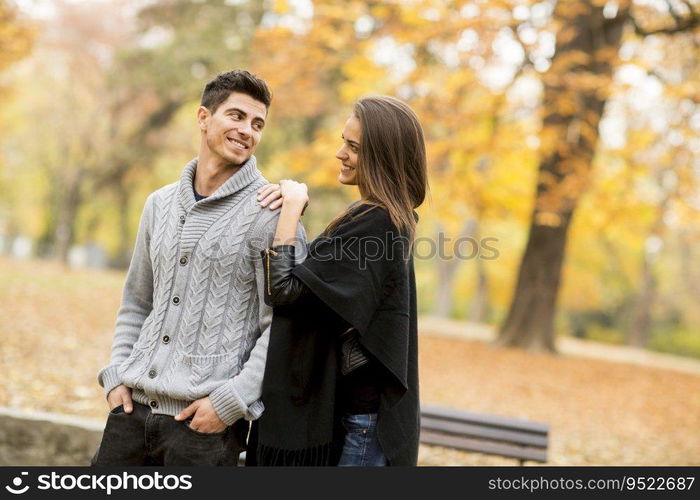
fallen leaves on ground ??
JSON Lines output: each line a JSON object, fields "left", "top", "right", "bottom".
{"left": 1, "top": 257, "right": 698, "bottom": 465}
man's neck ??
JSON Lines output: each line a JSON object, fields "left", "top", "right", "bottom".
{"left": 194, "top": 152, "right": 246, "bottom": 197}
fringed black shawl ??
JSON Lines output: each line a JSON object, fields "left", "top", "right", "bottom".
{"left": 253, "top": 205, "right": 420, "bottom": 466}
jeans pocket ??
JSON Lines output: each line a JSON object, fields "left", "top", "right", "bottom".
{"left": 183, "top": 419, "right": 228, "bottom": 437}
{"left": 342, "top": 413, "right": 375, "bottom": 433}
{"left": 109, "top": 405, "right": 125, "bottom": 415}
{"left": 339, "top": 413, "right": 386, "bottom": 466}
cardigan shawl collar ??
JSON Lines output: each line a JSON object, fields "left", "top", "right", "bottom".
{"left": 177, "top": 156, "right": 262, "bottom": 213}
{"left": 176, "top": 156, "right": 264, "bottom": 257}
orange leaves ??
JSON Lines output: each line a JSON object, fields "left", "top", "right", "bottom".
{"left": 0, "top": 1, "right": 33, "bottom": 73}
{"left": 594, "top": 46, "right": 619, "bottom": 63}
{"left": 557, "top": 26, "right": 581, "bottom": 46}
{"left": 550, "top": 49, "right": 592, "bottom": 71}
{"left": 271, "top": 0, "right": 291, "bottom": 15}
{"left": 535, "top": 211, "right": 563, "bottom": 227}
{"left": 539, "top": 125, "right": 564, "bottom": 154}
{"left": 555, "top": 0, "right": 595, "bottom": 19}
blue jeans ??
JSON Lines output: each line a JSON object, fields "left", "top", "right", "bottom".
{"left": 337, "top": 413, "right": 387, "bottom": 466}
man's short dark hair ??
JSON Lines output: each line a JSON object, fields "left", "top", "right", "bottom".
{"left": 201, "top": 69, "right": 272, "bottom": 113}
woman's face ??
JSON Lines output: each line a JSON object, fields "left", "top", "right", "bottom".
{"left": 335, "top": 115, "right": 361, "bottom": 185}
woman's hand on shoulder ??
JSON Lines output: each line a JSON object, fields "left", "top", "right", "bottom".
{"left": 258, "top": 183, "right": 282, "bottom": 210}
{"left": 279, "top": 179, "right": 308, "bottom": 207}
{"left": 258, "top": 180, "right": 309, "bottom": 214}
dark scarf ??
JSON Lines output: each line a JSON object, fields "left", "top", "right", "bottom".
{"left": 253, "top": 205, "right": 420, "bottom": 466}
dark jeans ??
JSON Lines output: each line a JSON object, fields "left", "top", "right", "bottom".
{"left": 337, "top": 413, "right": 387, "bottom": 466}
{"left": 91, "top": 401, "right": 248, "bottom": 466}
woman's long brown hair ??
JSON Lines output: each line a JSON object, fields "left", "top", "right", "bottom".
{"left": 324, "top": 95, "right": 428, "bottom": 243}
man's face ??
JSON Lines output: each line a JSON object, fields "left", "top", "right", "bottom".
{"left": 199, "top": 92, "right": 267, "bottom": 167}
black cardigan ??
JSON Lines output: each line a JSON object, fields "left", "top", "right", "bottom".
{"left": 253, "top": 205, "right": 420, "bottom": 466}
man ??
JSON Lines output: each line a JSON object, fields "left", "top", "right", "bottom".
{"left": 92, "top": 70, "right": 299, "bottom": 466}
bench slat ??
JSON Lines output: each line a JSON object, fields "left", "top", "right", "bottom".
{"left": 421, "top": 415, "right": 548, "bottom": 448}
{"left": 421, "top": 405, "right": 550, "bottom": 434}
{"left": 420, "top": 430, "right": 547, "bottom": 463}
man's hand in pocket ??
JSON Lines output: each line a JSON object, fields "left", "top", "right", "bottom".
{"left": 106, "top": 384, "right": 133, "bottom": 414}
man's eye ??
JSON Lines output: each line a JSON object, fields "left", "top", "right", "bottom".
{"left": 231, "top": 113, "right": 240, "bottom": 120}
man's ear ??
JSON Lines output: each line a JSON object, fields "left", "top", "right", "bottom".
{"left": 197, "top": 106, "right": 210, "bottom": 131}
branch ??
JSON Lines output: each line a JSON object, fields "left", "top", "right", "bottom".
{"left": 509, "top": 21, "right": 536, "bottom": 70}
{"left": 665, "top": 0, "right": 684, "bottom": 25}
{"left": 646, "top": 67, "right": 669, "bottom": 84}
{"left": 681, "top": 0, "right": 698, "bottom": 17}
{"left": 630, "top": 5, "right": 700, "bottom": 36}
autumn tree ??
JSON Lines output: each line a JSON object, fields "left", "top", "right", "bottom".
{"left": 0, "top": 0, "right": 31, "bottom": 73}
{"left": 93, "top": 0, "right": 269, "bottom": 265}
{"left": 5, "top": 0, "right": 270, "bottom": 264}
{"left": 498, "top": 0, "right": 700, "bottom": 351}
{"left": 0, "top": 0, "right": 33, "bottom": 251}
{"left": 0, "top": 0, "right": 33, "bottom": 120}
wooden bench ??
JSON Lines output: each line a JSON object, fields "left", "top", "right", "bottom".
{"left": 240, "top": 405, "right": 549, "bottom": 465}
{"left": 420, "top": 405, "right": 549, "bottom": 464}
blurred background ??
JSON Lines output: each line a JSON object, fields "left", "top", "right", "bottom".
{"left": 0, "top": 0, "right": 699, "bottom": 465}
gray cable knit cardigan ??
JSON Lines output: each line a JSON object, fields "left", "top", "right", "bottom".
{"left": 97, "top": 156, "right": 302, "bottom": 425}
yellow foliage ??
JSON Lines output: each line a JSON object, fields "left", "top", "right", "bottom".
{"left": 271, "top": 0, "right": 290, "bottom": 14}
{"left": 339, "top": 54, "right": 390, "bottom": 102}
{"left": 535, "top": 211, "right": 563, "bottom": 227}
{"left": 557, "top": 26, "right": 580, "bottom": 45}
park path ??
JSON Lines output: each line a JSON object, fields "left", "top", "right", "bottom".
{"left": 418, "top": 315, "right": 700, "bottom": 376}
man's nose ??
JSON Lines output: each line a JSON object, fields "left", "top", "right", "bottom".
{"left": 238, "top": 121, "right": 252, "bottom": 137}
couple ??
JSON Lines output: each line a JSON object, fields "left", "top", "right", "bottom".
{"left": 92, "top": 69, "right": 427, "bottom": 467}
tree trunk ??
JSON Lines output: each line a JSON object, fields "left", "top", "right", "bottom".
{"left": 625, "top": 169, "right": 673, "bottom": 347}
{"left": 498, "top": 219, "right": 573, "bottom": 351}
{"left": 469, "top": 257, "right": 490, "bottom": 323}
{"left": 434, "top": 222, "right": 463, "bottom": 317}
{"left": 114, "top": 183, "right": 132, "bottom": 269}
{"left": 625, "top": 252, "right": 656, "bottom": 347}
{"left": 54, "top": 169, "right": 85, "bottom": 265}
{"left": 679, "top": 229, "right": 700, "bottom": 296}
{"left": 434, "top": 255, "right": 459, "bottom": 317}
{"left": 434, "top": 220, "right": 479, "bottom": 317}
{"left": 497, "top": 2, "right": 628, "bottom": 351}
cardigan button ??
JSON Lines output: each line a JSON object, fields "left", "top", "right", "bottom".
{"left": 172, "top": 296, "right": 180, "bottom": 305}
{"left": 179, "top": 215, "right": 186, "bottom": 223}
{"left": 162, "top": 335, "right": 170, "bottom": 344}
{"left": 149, "top": 400, "right": 158, "bottom": 409}
{"left": 179, "top": 256, "right": 188, "bottom": 265}
{"left": 148, "top": 369, "right": 157, "bottom": 378}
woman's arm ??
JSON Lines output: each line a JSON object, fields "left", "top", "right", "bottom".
{"left": 262, "top": 245, "right": 308, "bottom": 306}
{"left": 273, "top": 180, "right": 308, "bottom": 247}
{"left": 261, "top": 180, "right": 311, "bottom": 307}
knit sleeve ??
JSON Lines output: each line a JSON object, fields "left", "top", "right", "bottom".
{"left": 209, "top": 206, "right": 307, "bottom": 424}
{"left": 97, "top": 194, "right": 155, "bottom": 398}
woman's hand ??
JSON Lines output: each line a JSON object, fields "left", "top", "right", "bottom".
{"left": 272, "top": 180, "right": 308, "bottom": 246}
{"left": 279, "top": 179, "right": 309, "bottom": 209}
{"left": 259, "top": 180, "right": 308, "bottom": 214}
{"left": 258, "top": 183, "right": 282, "bottom": 210}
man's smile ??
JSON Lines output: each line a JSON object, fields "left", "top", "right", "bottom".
{"left": 226, "top": 136, "right": 249, "bottom": 150}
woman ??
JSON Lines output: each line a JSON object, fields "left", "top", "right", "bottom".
{"left": 252, "top": 95, "right": 427, "bottom": 466}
